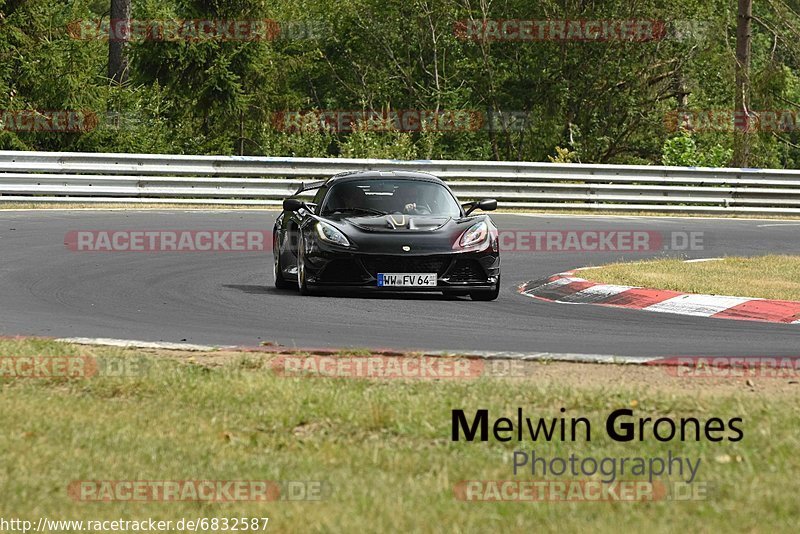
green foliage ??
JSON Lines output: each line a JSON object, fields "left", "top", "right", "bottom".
{"left": 662, "top": 135, "right": 699, "bottom": 166}
{"left": 662, "top": 134, "right": 732, "bottom": 167}
{"left": 548, "top": 146, "right": 580, "bottom": 164}
{"left": 0, "top": 0, "right": 799, "bottom": 168}
{"left": 338, "top": 119, "right": 417, "bottom": 159}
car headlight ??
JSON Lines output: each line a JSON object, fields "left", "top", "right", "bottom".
{"left": 458, "top": 220, "right": 489, "bottom": 248}
{"left": 315, "top": 221, "right": 350, "bottom": 247}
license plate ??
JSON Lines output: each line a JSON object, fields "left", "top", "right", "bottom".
{"left": 377, "top": 273, "right": 437, "bottom": 287}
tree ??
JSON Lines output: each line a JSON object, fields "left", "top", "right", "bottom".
{"left": 108, "top": 0, "right": 131, "bottom": 84}
{"left": 734, "top": 0, "right": 752, "bottom": 167}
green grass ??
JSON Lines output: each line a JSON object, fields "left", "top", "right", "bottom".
{"left": 585, "top": 255, "right": 800, "bottom": 301}
{"left": 0, "top": 339, "right": 798, "bottom": 532}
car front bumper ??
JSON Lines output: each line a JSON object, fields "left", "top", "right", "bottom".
{"left": 303, "top": 247, "right": 500, "bottom": 291}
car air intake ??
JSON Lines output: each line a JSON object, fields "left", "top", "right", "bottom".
{"left": 361, "top": 255, "right": 451, "bottom": 277}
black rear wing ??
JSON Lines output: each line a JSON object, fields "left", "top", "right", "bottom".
{"left": 293, "top": 180, "right": 326, "bottom": 195}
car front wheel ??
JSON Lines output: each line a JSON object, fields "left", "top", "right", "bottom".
{"left": 296, "top": 235, "right": 312, "bottom": 295}
{"left": 470, "top": 276, "right": 500, "bottom": 301}
{"left": 274, "top": 242, "right": 294, "bottom": 289}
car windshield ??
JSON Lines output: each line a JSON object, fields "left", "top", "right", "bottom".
{"left": 321, "top": 179, "right": 461, "bottom": 217}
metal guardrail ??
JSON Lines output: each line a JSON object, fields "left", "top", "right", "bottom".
{"left": 2, "top": 150, "right": 800, "bottom": 214}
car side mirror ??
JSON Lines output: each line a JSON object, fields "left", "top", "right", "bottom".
{"left": 283, "top": 198, "right": 307, "bottom": 212}
{"left": 463, "top": 198, "right": 498, "bottom": 215}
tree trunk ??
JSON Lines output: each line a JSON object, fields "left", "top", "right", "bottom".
{"left": 733, "top": 0, "right": 752, "bottom": 167}
{"left": 108, "top": 0, "right": 131, "bottom": 85}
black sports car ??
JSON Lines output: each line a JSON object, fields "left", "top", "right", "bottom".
{"left": 272, "top": 170, "right": 500, "bottom": 300}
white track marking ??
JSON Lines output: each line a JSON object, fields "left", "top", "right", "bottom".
{"left": 642, "top": 294, "right": 753, "bottom": 317}
{"left": 418, "top": 350, "right": 659, "bottom": 364}
{"left": 54, "top": 337, "right": 661, "bottom": 365}
{"left": 684, "top": 257, "right": 724, "bottom": 263}
{"left": 521, "top": 276, "right": 580, "bottom": 294}
{"left": 559, "top": 284, "right": 636, "bottom": 303}
{"left": 58, "top": 337, "right": 226, "bottom": 351}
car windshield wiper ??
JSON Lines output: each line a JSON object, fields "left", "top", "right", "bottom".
{"left": 331, "top": 207, "right": 387, "bottom": 216}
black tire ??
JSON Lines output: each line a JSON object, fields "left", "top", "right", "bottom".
{"left": 274, "top": 255, "right": 294, "bottom": 289}
{"left": 296, "top": 235, "right": 312, "bottom": 295}
{"left": 470, "top": 276, "right": 500, "bottom": 301}
{"left": 273, "top": 236, "right": 295, "bottom": 289}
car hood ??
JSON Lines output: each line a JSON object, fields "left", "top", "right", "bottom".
{"left": 342, "top": 214, "right": 451, "bottom": 232}
{"left": 319, "top": 214, "right": 491, "bottom": 254}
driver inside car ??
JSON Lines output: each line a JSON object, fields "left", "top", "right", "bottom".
{"left": 394, "top": 183, "right": 432, "bottom": 214}
{"left": 328, "top": 183, "right": 367, "bottom": 212}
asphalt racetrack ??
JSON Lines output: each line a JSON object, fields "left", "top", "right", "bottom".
{"left": 0, "top": 210, "right": 798, "bottom": 357}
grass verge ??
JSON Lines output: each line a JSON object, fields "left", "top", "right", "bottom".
{"left": 584, "top": 255, "right": 800, "bottom": 301}
{"left": 0, "top": 338, "right": 797, "bottom": 532}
